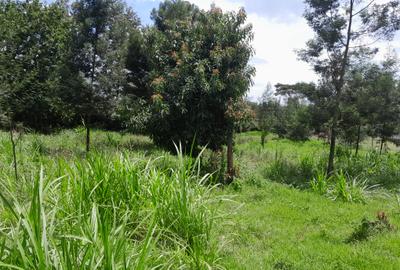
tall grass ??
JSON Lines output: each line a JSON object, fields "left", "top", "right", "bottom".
{"left": 0, "top": 139, "right": 223, "bottom": 269}
{"left": 246, "top": 132, "right": 400, "bottom": 203}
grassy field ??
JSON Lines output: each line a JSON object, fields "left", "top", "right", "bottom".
{"left": 0, "top": 130, "right": 399, "bottom": 269}
{"left": 218, "top": 132, "right": 400, "bottom": 269}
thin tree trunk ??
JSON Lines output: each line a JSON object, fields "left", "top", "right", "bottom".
{"left": 326, "top": 0, "right": 354, "bottom": 176}
{"left": 327, "top": 119, "right": 337, "bottom": 176}
{"left": 380, "top": 138, "right": 384, "bottom": 155}
{"left": 261, "top": 132, "right": 266, "bottom": 148}
{"left": 9, "top": 121, "right": 18, "bottom": 182}
{"left": 86, "top": 35, "right": 97, "bottom": 154}
{"left": 86, "top": 123, "right": 90, "bottom": 153}
{"left": 226, "top": 129, "right": 234, "bottom": 184}
{"left": 355, "top": 124, "right": 361, "bottom": 156}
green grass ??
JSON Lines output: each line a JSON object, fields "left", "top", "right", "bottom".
{"left": 0, "top": 129, "right": 223, "bottom": 269}
{"left": 217, "top": 183, "right": 400, "bottom": 270}
{"left": 0, "top": 129, "right": 399, "bottom": 269}
{"left": 217, "top": 132, "right": 400, "bottom": 269}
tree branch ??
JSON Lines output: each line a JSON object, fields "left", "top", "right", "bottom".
{"left": 349, "top": 36, "right": 381, "bottom": 48}
{"left": 352, "top": 0, "right": 375, "bottom": 17}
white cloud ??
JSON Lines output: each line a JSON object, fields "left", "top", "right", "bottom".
{"left": 189, "top": 0, "right": 244, "bottom": 11}
{"left": 247, "top": 13, "right": 317, "bottom": 100}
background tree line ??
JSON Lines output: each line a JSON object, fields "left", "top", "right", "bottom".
{"left": 254, "top": 52, "right": 400, "bottom": 156}
{"left": 2, "top": 0, "right": 400, "bottom": 181}
{"left": 0, "top": 0, "right": 254, "bottom": 181}
{"left": 253, "top": 0, "right": 400, "bottom": 176}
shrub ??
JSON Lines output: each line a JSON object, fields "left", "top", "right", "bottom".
{"left": 335, "top": 144, "right": 352, "bottom": 159}
{"left": 329, "top": 171, "right": 376, "bottom": 203}
{"left": 265, "top": 155, "right": 317, "bottom": 188}
{"left": 31, "top": 135, "right": 46, "bottom": 156}
{"left": 310, "top": 170, "right": 330, "bottom": 195}
{"left": 298, "top": 155, "right": 316, "bottom": 180}
{"left": 347, "top": 212, "right": 394, "bottom": 243}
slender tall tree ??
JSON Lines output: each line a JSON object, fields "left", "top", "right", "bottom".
{"left": 299, "top": 0, "right": 400, "bottom": 175}
{"left": 71, "top": 0, "right": 139, "bottom": 152}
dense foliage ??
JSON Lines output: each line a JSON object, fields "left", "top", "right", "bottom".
{"left": 146, "top": 3, "right": 254, "bottom": 152}
{"left": 0, "top": 0, "right": 72, "bottom": 131}
{"left": 1, "top": 0, "right": 254, "bottom": 165}
{"left": 0, "top": 131, "right": 222, "bottom": 268}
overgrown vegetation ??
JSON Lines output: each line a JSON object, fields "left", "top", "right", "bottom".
{"left": 262, "top": 136, "right": 400, "bottom": 203}
{"left": 1, "top": 0, "right": 400, "bottom": 269}
{"left": 0, "top": 130, "right": 399, "bottom": 269}
{"left": 0, "top": 131, "right": 223, "bottom": 269}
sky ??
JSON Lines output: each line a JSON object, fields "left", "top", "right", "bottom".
{"left": 129, "top": 0, "right": 400, "bottom": 101}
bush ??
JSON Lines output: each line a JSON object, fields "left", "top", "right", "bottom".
{"left": 329, "top": 171, "right": 373, "bottom": 203}
{"left": 347, "top": 212, "right": 394, "bottom": 243}
{"left": 310, "top": 170, "right": 330, "bottom": 195}
{"left": 265, "top": 155, "right": 317, "bottom": 188}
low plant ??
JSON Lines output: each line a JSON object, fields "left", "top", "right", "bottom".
{"left": 266, "top": 155, "right": 318, "bottom": 188}
{"left": 329, "top": 170, "right": 375, "bottom": 203}
{"left": 347, "top": 212, "right": 394, "bottom": 243}
{"left": 106, "top": 132, "right": 121, "bottom": 148}
{"left": 310, "top": 170, "right": 330, "bottom": 195}
{"left": 201, "top": 148, "right": 226, "bottom": 184}
{"left": 298, "top": 155, "right": 315, "bottom": 179}
{"left": 31, "top": 135, "right": 46, "bottom": 156}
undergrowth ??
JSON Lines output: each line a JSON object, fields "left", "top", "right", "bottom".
{"left": 0, "top": 133, "right": 224, "bottom": 269}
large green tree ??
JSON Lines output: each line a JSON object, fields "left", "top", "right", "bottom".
{"left": 361, "top": 59, "right": 400, "bottom": 153}
{"left": 147, "top": 1, "right": 254, "bottom": 182}
{"left": 0, "top": 0, "right": 72, "bottom": 132}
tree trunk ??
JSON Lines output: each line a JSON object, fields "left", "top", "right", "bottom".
{"left": 86, "top": 33, "right": 97, "bottom": 154}
{"left": 86, "top": 123, "right": 90, "bottom": 153}
{"left": 9, "top": 124, "right": 18, "bottom": 182}
{"left": 327, "top": 119, "right": 337, "bottom": 176}
{"left": 326, "top": 0, "right": 354, "bottom": 176}
{"left": 380, "top": 138, "right": 384, "bottom": 155}
{"left": 226, "top": 129, "right": 234, "bottom": 184}
{"left": 9, "top": 117, "right": 18, "bottom": 182}
{"left": 261, "top": 132, "right": 266, "bottom": 148}
{"left": 355, "top": 124, "right": 361, "bottom": 156}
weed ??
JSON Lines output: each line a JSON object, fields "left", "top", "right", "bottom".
{"left": 310, "top": 170, "right": 330, "bottom": 195}
{"left": 0, "top": 145, "right": 222, "bottom": 269}
{"left": 201, "top": 149, "right": 226, "bottom": 184}
{"left": 31, "top": 135, "right": 46, "bottom": 156}
{"left": 329, "top": 171, "right": 375, "bottom": 203}
{"left": 347, "top": 212, "right": 394, "bottom": 243}
{"left": 106, "top": 132, "right": 120, "bottom": 148}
